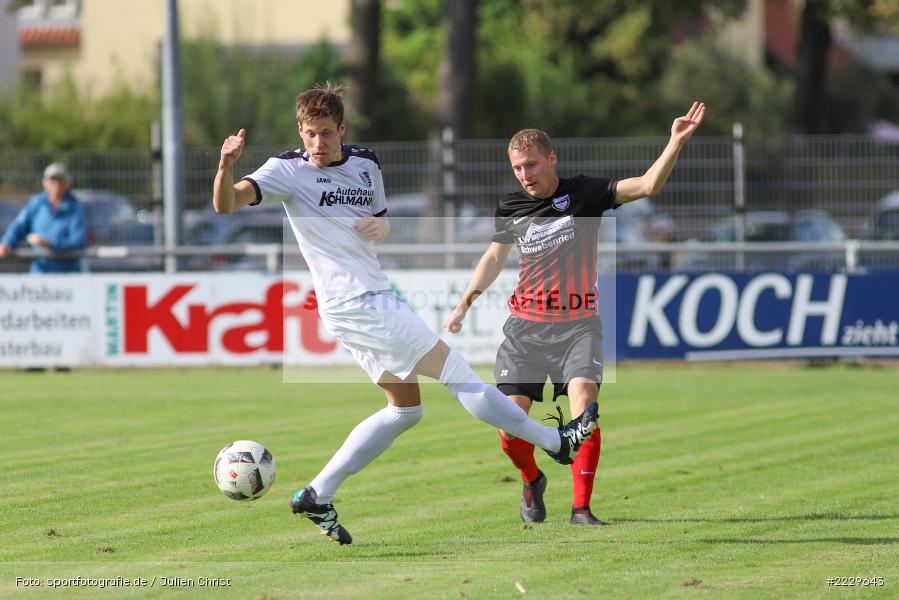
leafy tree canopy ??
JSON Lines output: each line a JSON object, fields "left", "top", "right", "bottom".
{"left": 384, "top": 0, "right": 749, "bottom": 138}
{"left": 0, "top": 76, "right": 157, "bottom": 149}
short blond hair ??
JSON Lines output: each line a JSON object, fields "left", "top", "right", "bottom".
{"left": 296, "top": 82, "right": 346, "bottom": 126}
{"left": 508, "top": 129, "right": 553, "bottom": 157}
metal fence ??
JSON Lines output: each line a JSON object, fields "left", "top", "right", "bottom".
{"left": 1, "top": 132, "right": 898, "bottom": 273}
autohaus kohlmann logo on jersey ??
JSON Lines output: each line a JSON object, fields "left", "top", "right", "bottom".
{"left": 319, "top": 187, "right": 374, "bottom": 207}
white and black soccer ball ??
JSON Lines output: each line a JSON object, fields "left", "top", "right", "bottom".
{"left": 213, "top": 440, "right": 276, "bottom": 501}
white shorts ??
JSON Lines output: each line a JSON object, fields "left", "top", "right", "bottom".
{"left": 320, "top": 291, "right": 440, "bottom": 383}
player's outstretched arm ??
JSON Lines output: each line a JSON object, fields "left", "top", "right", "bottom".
{"left": 616, "top": 101, "right": 705, "bottom": 204}
{"left": 444, "top": 242, "right": 512, "bottom": 333}
{"left": 213, "top": 128, "right": 257, "bottom": 214}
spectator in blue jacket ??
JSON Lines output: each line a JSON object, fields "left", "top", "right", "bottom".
{"left": 0, "top": 163, "right": 86, "bottom": 273}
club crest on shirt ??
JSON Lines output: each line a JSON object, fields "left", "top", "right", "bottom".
{"left": 359, "top": 170, "right": 372, "bottom": 188}
{"left": 552, "top": 194, "right": 571, "bottom": 212}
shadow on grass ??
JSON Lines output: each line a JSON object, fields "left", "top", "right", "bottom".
{"left": 350, "top": 535, "right": 899, "bottom": 560}
{"left": 699, "top": 537, "right": 899, "bottom": 545}
{"left": 614, "top": 513, "right": 897, "bottom": 524}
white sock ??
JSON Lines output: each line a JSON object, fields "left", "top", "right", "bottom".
{"left": 438, "top": 350, "right": 560, "bottom": 452}
{"left": 309, "top": 404, "right": 422, "bottom": 503}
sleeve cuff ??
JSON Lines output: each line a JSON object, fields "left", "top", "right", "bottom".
{"left": 241, "top": 177, "right": 262, "bottom": 206}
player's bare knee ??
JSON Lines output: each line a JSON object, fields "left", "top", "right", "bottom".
{"left": 567, "top": 379, "right": 598, "bottom": 415}
{"left": 415, "top": 340, "right": 451, "bottom": 380}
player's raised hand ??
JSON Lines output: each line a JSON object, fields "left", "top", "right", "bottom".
{"left": 443, "top": 305, "right": 467, "bottom": 334}
{"left": 671, "top": 102, "right": 705, "bottom": 145}
{"left": 220, "top": 129, "right": 246, "bottom": 167}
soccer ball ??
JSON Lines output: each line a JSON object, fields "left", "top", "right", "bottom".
{"left": 213, "top": 440, "right": 276, "bottom": 501}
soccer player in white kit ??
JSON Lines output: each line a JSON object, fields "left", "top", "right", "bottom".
{"left": 212, "top": 84, "right": 598, "bottom": 545}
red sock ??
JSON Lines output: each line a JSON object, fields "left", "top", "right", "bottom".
{"left": 499, "top": 432, "right": 539, "bottom": 483}
{"left": 571, "top": 428, "right": 601, "bottom": 508}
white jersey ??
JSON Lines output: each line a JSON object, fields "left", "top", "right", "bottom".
{"left": 243, "top": 145, "right": 391, "bottom": 311}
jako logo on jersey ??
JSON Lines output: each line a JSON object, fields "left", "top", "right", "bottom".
{"left": 319, "top": 187, "right": 375, "bottom": 207}
{"left": 359, "top": 170, "right": 372, "bottom": 188}
{"left": 316, "top": 177, "right": 332, "bottom": 184}
{"left": 552, "top": 194, "right": 571, "bottom": 211}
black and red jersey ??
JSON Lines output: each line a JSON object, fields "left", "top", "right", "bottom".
{"left": 492, "top": 176, "right": 618, "bottom": 323}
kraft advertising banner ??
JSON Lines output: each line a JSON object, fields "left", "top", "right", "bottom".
{"left": 0, "top": 274, "right": 336, "bottom": 367}
{"left": 617, "top": 272, "right": 899, "bottom": 360}
{"left": 0, "top": 272, "right": 521, "bottom": 369}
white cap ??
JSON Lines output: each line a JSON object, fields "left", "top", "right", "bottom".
{"left": 43, "top": 162, "right": 72, "bottom": 182}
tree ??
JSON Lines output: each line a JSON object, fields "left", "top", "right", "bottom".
{"left": 437, "top": 0, "right": 478, "bottom": 138}
{"left": 661, "top": 41, "right": 791, "bottom": 135}
{"left": 515, "top": 0, "right": 746, "bottom": 135}
{"left": 383, "top": 0, "right": 747, "bottom": 138}
{"left": 179, "top": 38, "right": 343, "bottom": 147}
{"left": 794, "top": 0, "right": 835, "bottom": 132}
{"left": 793, "top": 0, "right": 899, "bottom": 133}
{"left": 346, "top": 0, "right": 381, "bottom": 141}
{"left": 821, "top": 61, "right": 899, "bottom": 131}
{"left": 0, "top": 75, "right": 157, "bottom": 149}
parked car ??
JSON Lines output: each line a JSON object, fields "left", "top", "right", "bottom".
{"left": 75, "top": 189, "right": 160, "bottom": 272}
{"left": 0, "top": 198, "right": 21, "bottom": 233}
{"left": 0, "top": 199, "right": 27, "bottom": 272}
{"left": 375, "top": 193, "right": 500, "bottom": 268}
{"left": 0, "top": 192, "right": 158, "bottom": 272}
{"left": 861, "top": 190, "right": 899, "bottom": 270}
{"left": 384, "top": 193, "right": 496, "bottom": 244}
{"left": 184, "top": 203, "right": 288, "bottom": 271}
{"left": 75, "top": 189, "right": 144, "bottom": 245}
{"left": 183, "top": 207, "right": 234, "bottom": 246}
{"left": 674, "top": 210, "right": 847, "bottom": 272}
{"left": 600, "top": 199, "right": 663, "bottom": 272}
{"left": 869, "top": 190, "right": 899, "bottom": 241}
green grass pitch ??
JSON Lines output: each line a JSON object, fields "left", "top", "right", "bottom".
{"left": 1, "top": 364, "right": 896, "bottom": 599}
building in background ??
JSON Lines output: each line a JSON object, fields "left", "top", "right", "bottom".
{"left": 15, "top": 0, "right": 350, "bottom": 96}
{"left": 15, "top": 0, "right": 81, "bottom": 94}
{"left": 0, "top": 0, "right": 20, "bottom": 96}
{"left": 710, "top": 0, "right": 899, "bottom": 77}
{"left": 764, "top": 0, "right": 853, "bottom": 72}
{"left": 711, "top": 0, "right": 766, "bottom": 67}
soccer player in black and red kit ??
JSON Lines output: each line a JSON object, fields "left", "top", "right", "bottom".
{"left": 444, "top": 102, "right": 705, "bottom": 524}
